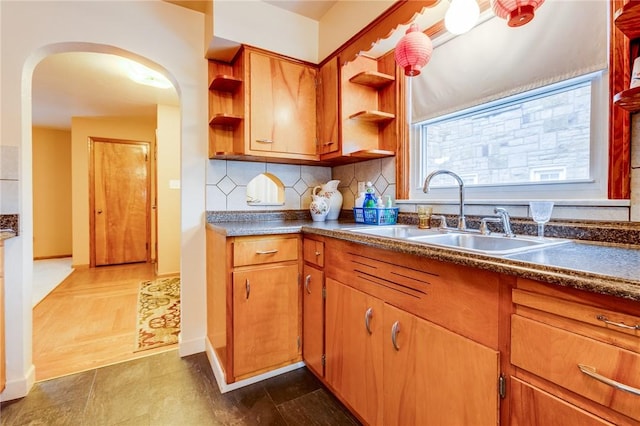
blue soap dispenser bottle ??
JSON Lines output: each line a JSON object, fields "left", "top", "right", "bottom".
{"left": 363, "top": 182, "right": 377, "bottom": 208}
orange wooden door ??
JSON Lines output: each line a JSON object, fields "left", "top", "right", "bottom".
{"left": 383, "top": 304, "right": 500, "bottom": 425}
{"left": 232, "top": 264, "right": 300, "bottom": 379}
{"left": 92, "top": 138, "right": 150, "bottom": 266}
{"left": 303, "top": 264, "right": 324, "bottom": 377}
{"left": 325, "top": 278, "right": 384, "bottom": 425}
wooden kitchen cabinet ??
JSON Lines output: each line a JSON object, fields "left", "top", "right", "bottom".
{"left": 317, "top": 57, "right": 339, "bottom": 156}
{"left": 323, "top": 52, "right": 398, "bottom": 163}
{"left": 511, "top": 278, "right": 640, "bottom": 425}
{"left": 208, "top": 57, "right": 245, "bottom": 158}
{"left": 302, "top": 236, "right": 326, "bottom": 378}
{"left": 208, "top": 46, "right": 317, "bottom": 163}
{"left": 1, "top": 242, "right": 5, "bottom": 392}
{"left": 383, "top": 304, "right": 499, "bottom": 425}
{"left": 205, "top": 228, "right": 302, "bottom": 384}
{"left": 233, "top": 264, "right": 299, "bottom": 378}
{"left": 324, "top": 237, "right": 503, "bottom": 425}
{"left": 612, "top": 0, "right": 640, "bottom": 112}
{"left": 247, "top": 49, "right": 317, "bottom": 159}
{"left": 326, "top": 277, "right": 384, "bottom": 425}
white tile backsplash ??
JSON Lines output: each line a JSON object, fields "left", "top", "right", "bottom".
{"left": 0, "top": 180, "right": 19, "bottom": 214}
{"left": 206, "top": 159, "right": 332, "bottom": 211}
{"left": 0, "top": 146, "right": 19, "bottom": 180}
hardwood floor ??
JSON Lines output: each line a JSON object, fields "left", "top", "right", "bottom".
{"left": 33, "top": 262, "right": 178, "bottom": 382}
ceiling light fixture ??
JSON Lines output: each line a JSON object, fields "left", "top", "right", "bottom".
{"left": 444, "top": 0, "right": 480, "bottom": 35}
{"left": 394, "top": 24, "right": 433, "bottom": 77}
{"left": 127, "top": 61, "right": 172, "bottom": 89}
{"left": 490, "top": 0, "right": 545, "bottom": 27}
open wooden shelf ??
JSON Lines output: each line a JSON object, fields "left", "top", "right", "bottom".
{"left": 349, "top": 110, "right": 395, "bottom": 123}
{"left": 349, "top": 71, "right": 395, "bottom": 88}
{"left": 615, "top": 1, "right": 640, "bottom": 39}
{"left": 613, "top": 86, "right": 640, "bottom": 112}
{"left": 209, "top": 74, "right": 242, "bottom": 92}
{"left": 209, "top": 113, "right": 243, "bottom": 126}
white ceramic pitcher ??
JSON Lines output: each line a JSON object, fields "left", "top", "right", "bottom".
{"left": 313, "top": 180, "right": 342, "bottom": 220}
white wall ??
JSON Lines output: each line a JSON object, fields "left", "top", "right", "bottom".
{"left": 0, "top": 0, "right": 207, "bottom": 401}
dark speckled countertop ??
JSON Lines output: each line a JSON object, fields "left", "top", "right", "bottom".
{"left": 207, "top": 212, "right": 640, "bottom": 302}
{"left": 0, "top": 214, "right": 18, "bottom": 240}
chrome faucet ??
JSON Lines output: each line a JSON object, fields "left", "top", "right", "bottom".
{"left": 423, "top": 170, "right": 466, "bottom": 230}
{"left": 494, "top": 207, "right": 515, "bottom": 238}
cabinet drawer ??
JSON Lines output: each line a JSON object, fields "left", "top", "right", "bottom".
{"left": 513, "top": 287, "right": 640, "bottom": 353}
{"left": 512, "top": 315, "right": 640, "bottom": 421}
{"left": 303, "top": 238, "right": 324, "bottom": 267}
{"left": 233, "top": 235, "right": 298, "bottom": 267}
{"left": 511, "top": 377, "right": 614, "bottom": 426}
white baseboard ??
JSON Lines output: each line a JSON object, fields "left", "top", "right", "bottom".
{"left": 0, "top": 364, "right": 36, "bottom": 402}
{"left": 178, "top": 334, "right": 206, "bottom": 357}
{"left": 205, "top": 338, "right": 305, "bottom": 394}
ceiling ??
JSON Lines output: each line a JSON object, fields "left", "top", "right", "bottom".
{"left": 30, "top": 0, "right": 342, "bottom": 130}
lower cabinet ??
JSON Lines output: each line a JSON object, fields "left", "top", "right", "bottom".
{"left": 206, "top": 230, "right": 302, "bottom": 384}
{"left": 232, "top": 264, "right": 300, "bottom": 378}
{"left": 511, "top": 278, "right": 640, "bottom": 425}
{"left": 326, "top": 277, "right": 500, "bottom": 426}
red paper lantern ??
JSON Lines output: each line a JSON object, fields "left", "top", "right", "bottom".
{"left": 394, "top": 24, "right": 433, "bottom": 77}
{"left": 490, "top": 0, "right": 545, "bottom": 27}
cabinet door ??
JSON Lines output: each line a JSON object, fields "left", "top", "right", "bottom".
{"left": 383, "top": 304, "right": 500, "bottom": 426}
{"left": 249, "top": 51, "right": 317, "bottom": 156}
{"left": 326, "top": 278, "right": 384, "bottom": 426}
{"left": 233, "top": 264, "right": 300, "bottom": 378}
{"left": 511, "top": 378, "right": 614, "bottom": 426}
{"left": 317, "top": 56, "right": 339, "bottom": 156}
{"left": 303, "top": 264, "right": 324, "bottom": 377}
{"left": 0, "top": 243, "right": 4, "bottom": 392}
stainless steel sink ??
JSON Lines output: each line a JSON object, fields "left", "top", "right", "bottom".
{"left": 343, "top": 225, "right": 569, "bottom": 255}
{"left": 408, "top": 233, "right": 569, "bottom": 255}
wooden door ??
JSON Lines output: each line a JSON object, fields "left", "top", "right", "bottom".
{"left": 303, "top": 264, "right": 324, "bottom": 377}
{"left": 317, "top": 56, "right": 339, "bottom": 156}
{"left": 249, "top": 51, "right": 317, "bottom": 156}
{"left": 232, "top": 264, "right": 300, "bottom": 379}
{"left": 325, "top": 278, "right": 384, "bottom": 425}
{"left": 383, "top": 304, "right": 500, "bottom": 426}
{"left": 91, "top": 138, "right": 150, "bottom": 266}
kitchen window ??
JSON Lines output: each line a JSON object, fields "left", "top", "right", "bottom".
{"left": 409, "top": 72, "right": 608, "bottom": 200}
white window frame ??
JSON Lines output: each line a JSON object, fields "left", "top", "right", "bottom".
{"left": 408, "top": 71, "right": 609, "bottom": 202}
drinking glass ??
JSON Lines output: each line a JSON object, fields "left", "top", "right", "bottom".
{"left": 529, "top": 201, "right": 554, "bottom": 238}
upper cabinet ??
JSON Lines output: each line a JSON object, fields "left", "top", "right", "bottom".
{"left": 318, "top": 53, "right": 399, "bottom": 163}
{"left": 247, "top": 50, "right": 317, "bottom": 159}
{"left": 208, "top": 56, "right": 245, "bottom": 158}
{"left": 208, "top": 46, "right": 318, "bottom": 164}
{"left": 612, "top": 1, "right": 640, "bottom": 113}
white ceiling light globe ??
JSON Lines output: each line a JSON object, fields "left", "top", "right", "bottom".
{"left": 445, "top": 0, "right": 480, "bottom": 35}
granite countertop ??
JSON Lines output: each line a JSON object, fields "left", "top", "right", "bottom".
{"left": 207, "top": 219, "right": 640, "bottom": 302}
{"left": 0, "top": 214, "right": 18, "bottom": 240}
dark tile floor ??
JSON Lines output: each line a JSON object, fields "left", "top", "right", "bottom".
{"left": 0, "top": 350, "right": 361, "bottom": 426}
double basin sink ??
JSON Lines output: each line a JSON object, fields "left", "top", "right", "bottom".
{"left": 342, "top": 224, "right": 569, "bottom": 256}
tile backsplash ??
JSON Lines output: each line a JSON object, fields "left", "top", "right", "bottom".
{"left": 206, "top": 157, "right": 396, "bottom": 213}
{"left": 206, "top": 160, "right": 332, "bottom": 211}
{"left": 0, "top": 145, "right": 19, "bottom": 214}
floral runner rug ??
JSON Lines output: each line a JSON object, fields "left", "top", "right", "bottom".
{"left": 135, "top": 276, "right": 180, "bottom": 351}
